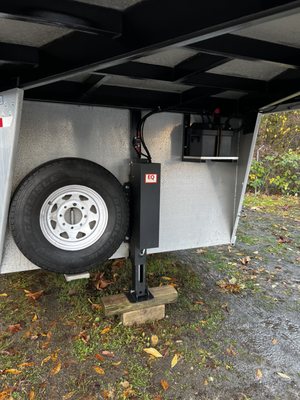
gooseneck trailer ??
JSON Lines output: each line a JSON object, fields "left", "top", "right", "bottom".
{"left": 1, "top": 0, "right": 300, "bottom": 302}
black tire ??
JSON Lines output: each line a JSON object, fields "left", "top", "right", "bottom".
{"left": 9, "top": 158, "right": 129, "bottom": 274}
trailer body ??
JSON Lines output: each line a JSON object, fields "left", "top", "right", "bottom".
{"left": 0, "top": 1, "right": 299, "bottom": 282}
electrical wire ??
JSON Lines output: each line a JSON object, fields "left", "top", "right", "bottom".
{"left": 135, "top": 108, "right": 162, "bottom": 163}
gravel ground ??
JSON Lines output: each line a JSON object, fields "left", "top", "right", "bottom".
{"left": 0, "top": 195, "right": 299, "bottom": 400}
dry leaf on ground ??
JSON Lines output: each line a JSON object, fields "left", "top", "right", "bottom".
{"left": 7, "top": 324, "right": 22, "bottom": 334}
{"left": 41, "top": 355, "right": 51, "bottom": 366}
{"left": 2, "top": 369, "right": 22, "bottom": 375}
{"left": 101, "top": 390, "right": 115, "bottom": 399}
{"left": 100, "top": 326, "right": 111, "bottom": 335}
{"left": 32, "top": 314, "right": 38, "bottom": 322}
{"left": 171, "top": 353, "right": 179, "bottom": 368}
{"left": 277, "top": 372, "right": 291, "bottom": 380}
{"left": 94, "top": 272, "right": 112, "bottom": 290}
{"left": 62, "top": 392, "right": 76, "bottom": 400}
{"left": 78, "top": 331, "right": 90, "bottom": 343}
{"left": 51, "top": 361, "right": 62, "bottom": 375}
{"left": 217, "top": 280, "right": 244, "bottom": 294}
{"left": 0, "top": 293, "right": 8, "bottom": 297}
{"left": 95, "top": 353, "right": 105, "bottom": 362}
{"left": 120, "top": 381, "right": 130, "bottom": 389}
{"left": 102, "top": 350, "right": 114, "bottom": 358}
{"left": 151, "top": 335, "right": 159, "bottom": 346}
{"left": 160, "top": 380, "right": 169, "bottom": 391}
{"left": 277, "top": 236, "right": 292, "bottom": 244}
{"left": 24, "top": 290, "right": 44, "bottom": 300}
{"left": 29, "top": 389, "right": 35, "bottom": 400}
{"left": 101, "top": 390, "right": 115, "bottom": 400}
{"left": 93, "top": 366, "right": 105, "bottom": 375}
{"left": 18, "top": 362, "right": 34, "bottom": 368}
{"left": 240, "top": 256, "right": 251, "bottom": 265}
{"left": 256, "top": 369, "right": 263, "bottom": 380}
{"left": 0, "top": 389, "right": 13, "bottom": 400}
{"left": 88, "top": 298, "right": 102, "bottom": 311}
{"left": 143, "top": 348, "right": 163, "bottom": 358}
{"left": 226, "top": 346, "right": 237, "bottom": 356}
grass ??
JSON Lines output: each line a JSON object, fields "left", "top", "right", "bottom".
{"left": 244, "top": 194, "right": 299, "bottom": 218}
{"left": 0, "top": 193, "right": 299, "bottom": 399}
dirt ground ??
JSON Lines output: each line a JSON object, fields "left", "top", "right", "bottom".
{"left": 0, "top": 194, "right": 299, "bottom": 400}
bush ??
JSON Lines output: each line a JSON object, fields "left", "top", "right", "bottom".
{"left": 248, "top": 150, "right": 300, "bottom": 195}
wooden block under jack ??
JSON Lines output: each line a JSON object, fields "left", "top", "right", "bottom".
{"left": 122, "top": 304, "right": 165, "bottom": 326}
{"left": 101, "top": 285, "right": 178, "bottom": 325}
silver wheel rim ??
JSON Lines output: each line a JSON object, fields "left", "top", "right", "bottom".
{"left": 39, "top": 185, "right": 108, "bottom": 251}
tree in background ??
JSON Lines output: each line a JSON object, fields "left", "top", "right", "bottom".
{"left": 248, "top": 110, "right": 300, "bottom": 195}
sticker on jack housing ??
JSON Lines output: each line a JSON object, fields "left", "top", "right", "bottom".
{"left": 145, "top": 173, "right": 158, "bottom": 184}
{"left": 0, "top": 116, "right": 13, "bottom": 128}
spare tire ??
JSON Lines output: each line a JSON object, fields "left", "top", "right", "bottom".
{"left": 9, "top": 158, "right": 129, "bottom": 274}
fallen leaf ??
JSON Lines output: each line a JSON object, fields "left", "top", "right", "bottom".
{"left": 101, "top": 390, "right": 115, "bottom": 400}
{"left": 3, "top": 369, "right": 22, "bottom": 375}
{"left": 171, "top": 353, "right": 179, "bottom": 368}
{"left": 24, "top": 290, "right": 44, "bottom": 300}
{"left": 95, "top": 354, "right": 105, "bottom": 362}
{"left": 88, "top": 298, "right": 102, "bottom": 311}
{"left": 143, "top": 348, "right": 163, "bottom": 358}
{"left": 100, "top": 326, "right": 111, "bottom": 335}
{"left": 94, "top": 272, "right": 112, "bottom": 290}
{"left": 277, "top": 372, "right": 291, "bottom": 380}
{"left": 41, "top": 355, "right": 52, "bottom": 366}
{"left": 78, "top": 331, "right": 90, "bottom": 343}
{"left": 277, "top": 236, "right": 292, "bottom": 244}
{"left": 226, "top": 346, "right": 237, "bottom": 356}
{"left": 0, "top": 389, "right": 13, "bottom": 400}
{"left": 0, "top": 293, "right": 8, "bottom": 297}
{"left": 29, "top": 389, "right": 35, "bottom": 400}
{"left": 120, "top": 381, "right": 130, "bottom": 389}
{"left": 256, "top": 369, "right": 263, "bottom": 380}
{"left": 151, "top": 335, "right": 159, "bottom": 346}
{"left": 217, "top": 280, "right": 244, "bottom": 294}
{"left": 195, "top": 248, "right": 206, "bottom": 254}
{"left": 18, "top": 362, "right": 35, "bottom": 368}
{"left": 123, "top": 387, "right": 135, "bottom": 398}
{"left": 62, "top": 392, "right": 75, "bottom": 400}
{"left": 240, "top": 256, "right": 251, "bottom": 265}
{"left": 111, "top": 259, "right": 125, "bottom": 273}
{"left": 7, "top": 324, "right": 22, "bottom": 334}
{"left": 51, "top": 349, "right": 60, "bottom": 362}
{"left": 161, "top": 276, "right": 172, "bottom": 281}
{"left": 160, "top": 380, "right": 169, "bottom": 391}
{"left": 272, "top": 338, "right": 278, "bottom": 345}
{"left": 112, "top": 361, "right": 122, "bottom": 366}
{"left": 229, "top": 277, "right": 237, "bottom": 285}
{"left": 195, "top": 300, "right": 205, "bottom": 305}
{"left": 102, "top": 350, "right": 114, "bottom": 358}
{"left": 203, "top": 379, "right": 208, "bottom": 386}
{"left": 93, "top": 366, "right": 105, "bottom": 375}
{"left": 51, "top": 361, "right": 62, "bottom": 375}
{"left": 32, "top": 314, "right": 38, "bottom": 322}
{"left": 153, "top": 396, "right": 163, "bottom": 400}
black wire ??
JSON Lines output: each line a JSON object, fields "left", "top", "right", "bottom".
{"left": 136, "top": 108, "right": 162, "bottom": 163}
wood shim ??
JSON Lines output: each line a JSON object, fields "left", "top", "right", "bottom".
{"left": 101, "top": 285, "right": 178, "bottom": 316}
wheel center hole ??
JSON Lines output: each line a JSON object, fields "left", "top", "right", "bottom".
{"left": 64, "top": 207, "right": 83, "bottom": 225}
